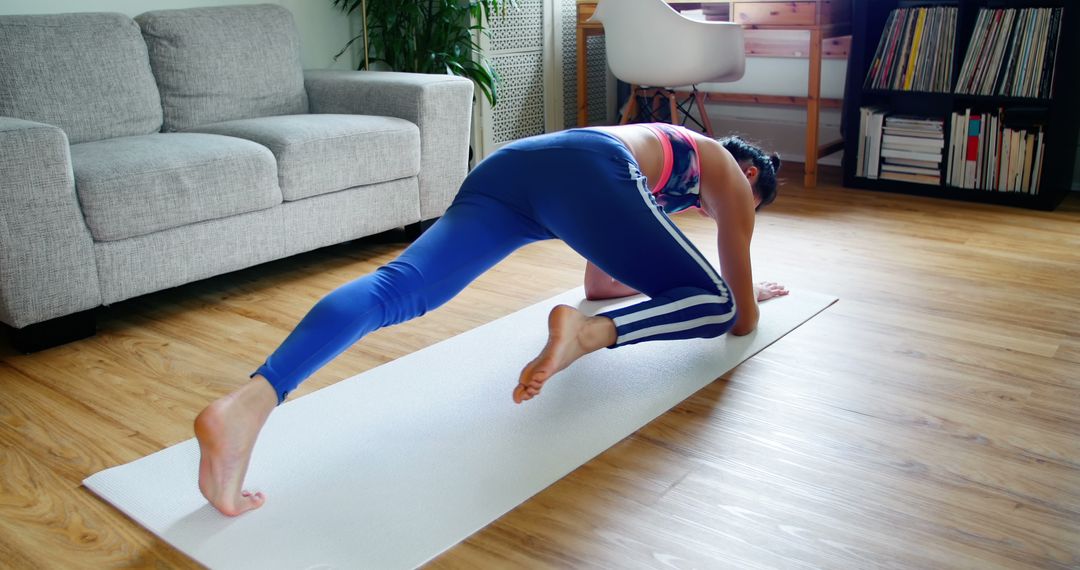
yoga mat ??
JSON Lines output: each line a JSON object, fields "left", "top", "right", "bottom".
{"left": 85, "top": 287, "right": 835, "bottom": 569}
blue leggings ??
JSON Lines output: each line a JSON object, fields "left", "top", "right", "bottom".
{"left": 255, "top": 129, "right": 736, "bottom": 403}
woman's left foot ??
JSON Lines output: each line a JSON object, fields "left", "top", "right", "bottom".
{"left": 514, "top": 304, "right": 616, "bottom": 403}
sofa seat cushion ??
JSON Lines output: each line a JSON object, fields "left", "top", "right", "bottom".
{"left": 188, "top": 115, "right": 421, "bottom": 202}
{"left": 70, "top": 133, "right": 281, "bottom": 242}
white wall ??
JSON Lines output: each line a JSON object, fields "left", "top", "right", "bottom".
{"left": 698, "top": 58, "right": 848, "bottom": 167}
{"left": 0, "top": 0, "right": 355, "bottom": 70}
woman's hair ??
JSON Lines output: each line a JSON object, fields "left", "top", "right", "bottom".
{"left": 718, "top": 136, "right": 781, "bottom": 210}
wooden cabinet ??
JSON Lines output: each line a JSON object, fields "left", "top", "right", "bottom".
{"left": 733, "top": 2, "right": 818, "bottom": 26}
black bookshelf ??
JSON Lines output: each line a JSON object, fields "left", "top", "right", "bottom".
{"left": 842, "top": 0, "right": 1079, "bottom": 210}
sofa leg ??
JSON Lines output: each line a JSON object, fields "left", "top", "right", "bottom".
{"left": 6, "top": 310, "right": 97, "bottom": 353}
{"left": 403, "top": 218, "right": 440, "bottom": 240}
{"left": 419, "top": 217, "right": 439, "bottom": 233}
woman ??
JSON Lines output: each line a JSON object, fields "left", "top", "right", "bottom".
{"left": 195, "top": 123, "right": 787, "bottom": 516}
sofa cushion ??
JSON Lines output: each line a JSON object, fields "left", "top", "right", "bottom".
{"left": 70, "top": 133, "right": 282, "bottom": 242}
{"left": 188, "top": 115, "right": 421, "bottom": 201}
{"left": 135, "top": 4, "right": 308, "bottom": 132}
{"left": 0, "top": 13, "right": 163, "bottom": 144}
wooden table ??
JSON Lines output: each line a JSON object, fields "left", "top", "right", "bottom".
{"left": 576, "top": 0, "right": 851, "bottom": 188}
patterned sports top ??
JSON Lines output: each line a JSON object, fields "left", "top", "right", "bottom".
{"left": 641, "top": 123, "right": 702, "bottom": 213}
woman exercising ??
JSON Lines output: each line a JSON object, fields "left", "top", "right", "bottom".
{"left": 195, "top": 123, "right": 787, "bottom": 516}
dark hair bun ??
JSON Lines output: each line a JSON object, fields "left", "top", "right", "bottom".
{"left": 718, "top": 135, "right": 780, "bottom": 210}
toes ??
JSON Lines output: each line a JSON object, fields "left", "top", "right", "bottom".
{"left": 238, "top": 491, "right": 266, "bottom": 513}
{"left": 513, "top": 383, "right": 543, "bottom": 404}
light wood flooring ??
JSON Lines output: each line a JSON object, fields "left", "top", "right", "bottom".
{"left": 1, "top": 166, "right": 1077, "bottom": 568}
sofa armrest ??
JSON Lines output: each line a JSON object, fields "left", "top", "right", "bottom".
{"left": 0, "top": 117, "right": 101, "bottom": 328}
{"left": 304, "top": 70, "right": 474, "bottom": 220}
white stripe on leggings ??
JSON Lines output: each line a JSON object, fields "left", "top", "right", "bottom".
{"left": 618, "top": 310, "right": 736, "bottom": 345}
{"left": 611, "top": 293, "right": 729, "bottom": 328}
{"left": 626, "top": 163, "right": 726, "bottom": 292}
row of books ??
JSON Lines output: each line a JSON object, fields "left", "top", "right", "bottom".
{"left": 856, "top": 107, "right": 945, "bottom": 186}
{"left": 864, "top": 6, "right": 957, "bottom": 93}
{"left": 955, "top": 7, "right": 1063, "bottom": 99}
{"left": 946, "top": 109, "right": 1045, "bottom": 194}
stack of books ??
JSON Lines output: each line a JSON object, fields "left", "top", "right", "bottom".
{"left": 856, "top": 106, "right": 886, "bottom": 179}
{"left": 955, "top": 7, "right": 1064, "bottom": 99}
{"left": 857, "top": 109, "right": 945, "bottom": 185}
{"left": 877, "top": 116, "right": 945, "bottom": 185}
{"left": 864, "top": 6, "right": 957, "bottom": 93}
{"left": 947, "top": 109, "right": 1045, "bottom": 194}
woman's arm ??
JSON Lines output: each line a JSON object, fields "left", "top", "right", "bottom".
{"left": 697, "top": 139, "right": 760, "bottom": 336}
{"left": 584, "top": 261, "right": 640, "bottom": 300}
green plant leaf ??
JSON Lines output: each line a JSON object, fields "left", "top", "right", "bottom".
{"left": 333, "top": 0, "right": 511, "bottom": 106}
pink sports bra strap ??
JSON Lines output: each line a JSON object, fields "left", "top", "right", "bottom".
{"left": 676, "top": 124, "right": 701, "bottom": 163}
{"left": 641, "top": 123, "right": 674, "bottom": 194}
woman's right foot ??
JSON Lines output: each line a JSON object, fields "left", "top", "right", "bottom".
{"left": 194, "top": 378, "right": 278, "bottom": 516}
{"left": 514, "top": 304, "right": 616, "bottom": 403}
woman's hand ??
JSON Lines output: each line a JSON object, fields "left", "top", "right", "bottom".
{"left": 755, "top": 281, "right": 789, "bottom": 302}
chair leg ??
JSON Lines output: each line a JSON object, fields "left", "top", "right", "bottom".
{"left": 667, "top": 91, "right": 680, "bottom": 126}
{"left": 619, "top": 84, "right": 639, "bottom": 125}
{"left": 650, "top": 89, "right": 664, "bottom": 120}
{"left": 694, "top": 89, "right": 714, "bottom": 137}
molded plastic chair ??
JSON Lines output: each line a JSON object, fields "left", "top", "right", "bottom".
{"left": 590, "top": 0, "right": 745, "bottom": 135}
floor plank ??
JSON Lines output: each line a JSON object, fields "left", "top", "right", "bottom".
{"left": 2, "top": 165, "right": 1078, "bottom": 569}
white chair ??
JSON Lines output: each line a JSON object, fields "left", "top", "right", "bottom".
{"left": 590, "top": 0, "right": 745, "bottom": 136}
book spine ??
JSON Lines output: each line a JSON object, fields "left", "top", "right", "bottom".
{"left": 904, "top": 8, "right": 927, "bottom": 91}
{"left": 956, "top": 9, "right": 988, "bottom": 94}
{"left": 1030, "top": 9, "right": 1049, "bottom": 99}
{"left": 880, "top": 9, "right": 902, "bottom": 89}
{"left": 946, "top": 112, "right": 957, "bottom": 186}
{"left": 864, "top": 10, "right": 897, "bottom": 90}
{"left": 1043, "top": 8, "right": 1062, "bottom": 98}
{"left": 999, "top": 129, "right": 1010, "bottom": 192}
{"left": 975, "top": 9, "right": 1004, "bottom": 95}
{"left": 996, "top": 10, "right": 1020, "bottom": 96}
{"left": 1031, "top": 128, "right": 1044, "bottom": 194}
{"left": 1022, "top": 132, "right": 1035, "bottom": 193}
{"left": 893, "top": 9, "right": 917, "bottom": 90}
{"left": 965, "top": 114, "right": 981, "bottom": 189}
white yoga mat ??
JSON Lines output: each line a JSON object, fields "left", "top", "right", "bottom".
{"left": 85, "top": 287, "right": 835, "bottom": 569}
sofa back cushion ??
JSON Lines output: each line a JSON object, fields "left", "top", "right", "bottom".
{"left": 0, "top": 13, "right": 163, "bottom": 144}
{"left": 136, "top": 4, "right": 308, "bottom": 132}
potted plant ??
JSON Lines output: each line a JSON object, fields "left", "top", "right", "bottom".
{"left": 331, "top": 0, "right": 513, "bottom": 106}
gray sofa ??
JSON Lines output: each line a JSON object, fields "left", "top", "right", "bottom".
{"left": 0, "top": 4, "right": 474, "bottom": 351}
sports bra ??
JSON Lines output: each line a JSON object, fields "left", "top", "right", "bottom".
{"left": 641, "top": 123, "right": 702, "bottom": 213}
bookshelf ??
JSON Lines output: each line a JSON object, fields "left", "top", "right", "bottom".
{"left": 842, "top": 0, "right": 1079, "bottom": 210}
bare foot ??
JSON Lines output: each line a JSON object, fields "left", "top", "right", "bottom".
{"left": 194, "top": 377, "right": 278, "bottom": 516}
{"left": 514, "top": 304, "right": 616, "bottom": 403}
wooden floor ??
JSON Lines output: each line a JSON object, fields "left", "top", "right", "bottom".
{"left": 1, "top": 166, "right": 1077, "bottom": 569}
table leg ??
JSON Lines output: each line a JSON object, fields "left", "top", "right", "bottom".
{"left": 804, "top": 27, "right": 822, "bottom": 188}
